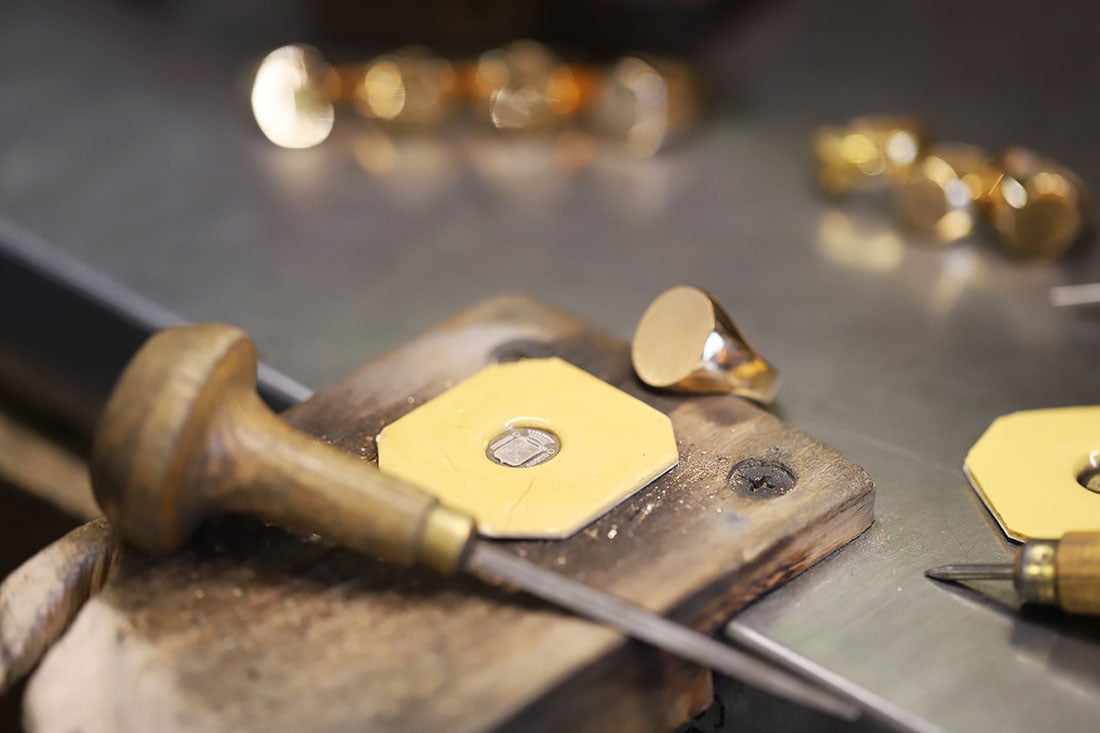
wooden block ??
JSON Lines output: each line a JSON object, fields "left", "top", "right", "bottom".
{"left": 25, "top": 295, "right": 874, "bottom": 733}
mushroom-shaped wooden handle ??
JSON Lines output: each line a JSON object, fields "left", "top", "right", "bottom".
{"left": 90, "top": 324, "right": 474, "bottom": 573}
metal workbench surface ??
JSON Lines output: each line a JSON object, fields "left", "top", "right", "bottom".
{"left": 2, "top": 1, "right": 1099, "bottom": 731}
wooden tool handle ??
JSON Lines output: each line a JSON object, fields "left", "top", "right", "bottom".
{"left": 1056, "top": 532, "right": 1100, "bottom": 614}
{"left": 91, "top": 324, "right": 475, "bottom": 574}
{"left": 0, "top": 517, "right": 120, "bottom": 693}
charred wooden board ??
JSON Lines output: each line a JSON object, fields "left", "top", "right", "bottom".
{"left": 25, "top": 295, "right": 874, "bottom": 733}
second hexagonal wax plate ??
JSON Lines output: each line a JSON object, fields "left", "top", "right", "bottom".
{"left": 377, "top": 357, "right": 679, "bottom": 538}
{"left": 965, "top": 406, "right": 1100, "bottom": 541}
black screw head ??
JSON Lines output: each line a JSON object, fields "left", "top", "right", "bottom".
{"left": 728, "top": 457, "right": 796, "bottom": 498}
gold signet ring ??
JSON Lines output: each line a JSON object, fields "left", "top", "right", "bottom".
{"left": 631, "top": 285, "right": 780, "bottom": 404}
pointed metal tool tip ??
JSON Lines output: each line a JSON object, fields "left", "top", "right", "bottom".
{"left": 924, "top": 563, "right": 1014, "bottom": 582}
{"left": 925, "top": 566, "right": 955, "bottom": 581}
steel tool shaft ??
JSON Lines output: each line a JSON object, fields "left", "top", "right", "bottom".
{"left": 468, "top": 543, "right": 852, "bottom": 716}
{"left": 91, "top": 324, "right": 858, "bottom": 720}
{"left": 926, "top": 532, "right": 1100, "bottom": 614}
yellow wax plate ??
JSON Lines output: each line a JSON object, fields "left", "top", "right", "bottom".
{"left": 376, "top": 357, "right": 679, "bottom": 538}
{"left": 966, "top": 406, "right": 1100, "bottom": 541}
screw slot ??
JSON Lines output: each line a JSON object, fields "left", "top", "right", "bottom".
{"left": 486, "top": 426, "right": 561, "bottom": 468}
{"left": 728, "top": 457, "right": 796, "bottom": 498}
{"left": 1077, "top": 450, "right": 1100, "bottom": 494}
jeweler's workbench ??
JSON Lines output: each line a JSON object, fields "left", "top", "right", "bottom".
{"left": 2, "top": 1, "right": 1100, "bottom": 731}
{"left": 21, "top": 299, "right": 871, "bottom": 732}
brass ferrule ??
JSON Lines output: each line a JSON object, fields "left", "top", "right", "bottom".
{"left": 417, "top": 506, "right": 477, "bottom": 575}
{"left": 1014, "top": 539, "right": 1059, "bottom": 606}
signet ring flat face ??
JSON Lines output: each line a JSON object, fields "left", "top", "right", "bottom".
{"left": 631, "top": 285, "right": 780, "bottom": 404}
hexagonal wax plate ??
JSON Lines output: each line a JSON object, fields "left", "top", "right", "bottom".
{"left": 376, "top": 357, "right": 679, "bottom": 538}
{"left": 965, "top": 405, "right": 1100, "bottom": 541}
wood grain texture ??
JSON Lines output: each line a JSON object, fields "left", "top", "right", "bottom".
{"left": 25, "top": 295, "right": 875, "bottom": 733}
{"left": 0, "top": 517, "right": 119, "bottom": 693}
{"left": 1056, "top": 532, "right": 1100, "bottom": 614}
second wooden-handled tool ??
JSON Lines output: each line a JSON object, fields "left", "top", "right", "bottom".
{"left": 90, "top": 323, "right": 858, "bottom": 720}
{"left": 927, "top": 532, "right": 1100, "bottom": 615}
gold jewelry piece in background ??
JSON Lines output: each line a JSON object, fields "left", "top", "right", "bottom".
{"left": 250, "top": 44, "right": 336, "bottom": 149}
{"left": 893, "top": 143, "right": 991, "bottom": 244}
{"left": 813, "top": 115, "right": 1094, "bottom": 261}
{"left": 813, "top": 116, "right": 929, "bottom": 196}
{"left": 249, "top": 41, "right": 700, "bottom": 159}
{"left": 985, "top": 147, "right": 1094, "bottom": 261}
{"left": 354, "top": 47, "right": 460, "bottom": 129}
